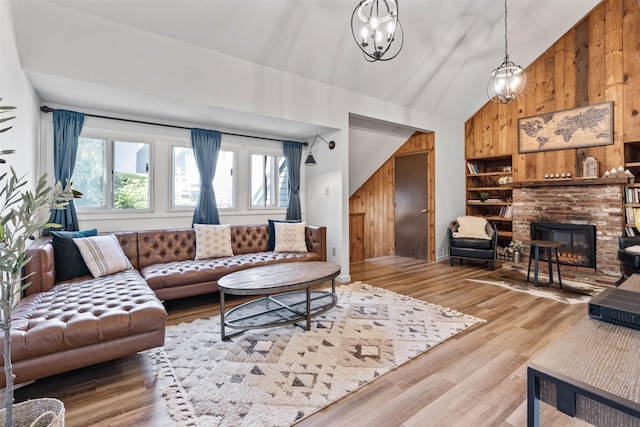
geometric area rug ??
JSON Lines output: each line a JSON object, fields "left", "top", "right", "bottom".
{"left": 145, "top": 282, "right": 485, "bottom": 426}
{"left": 466, "top": 266, "right": 606, "bottom": 304}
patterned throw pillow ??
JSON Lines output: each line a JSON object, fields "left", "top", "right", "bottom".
{"left": 274, "top": 222, "right": 308, "bottom": 253}
{"left": 194, "top": 224, "right": 234, "bottom": 260}
{"left": 267, "top": 219, "right": 300, "bottom": 251}
{"left": 73, "top": 234, "right": 133, "bottom": 278}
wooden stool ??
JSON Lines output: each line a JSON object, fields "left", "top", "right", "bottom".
{"left": 524, "top": 240, "right": 564, "bottom": 288}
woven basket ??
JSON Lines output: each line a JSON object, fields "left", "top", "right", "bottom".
{"left": 0, "top": 398, "right": 64, "bottom": 427}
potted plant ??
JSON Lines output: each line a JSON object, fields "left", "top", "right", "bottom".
{"left": 0, "top": 99, "right": 75, "bottom": 426}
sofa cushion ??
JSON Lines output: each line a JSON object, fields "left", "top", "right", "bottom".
{"left": 194, "top": 224, "right": 234, "bottom": 259}
{"left": 50, "top": 228, "right": 98, "bottom": 282}
{"left": 274, "top": 222, "right": 308, "bottom": 253}
{"left": 267, "top": 219, "right": 300, "bottom": 251}
{"left": 140, "top": 251, "right": 321, "bottom": 291}
{"left": 74, "top": 234, "right": 134, "bottom": 278}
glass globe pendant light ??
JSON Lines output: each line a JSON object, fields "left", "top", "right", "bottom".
{"left": 487, "top": 0, "right": 526, "bottom": 104}
{"left": 351, "top": 0, "right": 404, "bottom": 62}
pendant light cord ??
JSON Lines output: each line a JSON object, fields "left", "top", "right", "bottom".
{"left": 503, "top": 0, "right": 509, "bottom": 63}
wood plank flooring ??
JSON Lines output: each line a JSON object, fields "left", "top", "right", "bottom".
{"left": 11, "top": 258, "right": 598, "bottom": 426}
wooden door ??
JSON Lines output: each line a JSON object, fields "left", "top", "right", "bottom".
{"left": 394, "top": 153, "right": 428, "bottom": 260}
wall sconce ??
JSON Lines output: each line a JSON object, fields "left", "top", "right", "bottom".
{"left": 305, "top": 135, "right": 336, "bottom": 165}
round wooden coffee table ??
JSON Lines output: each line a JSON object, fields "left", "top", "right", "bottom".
{"left": 218, "top": 261, "right": 340, "bottom": 340}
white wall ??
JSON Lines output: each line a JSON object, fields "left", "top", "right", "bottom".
{"left": 10, "top": 0, "right": 467, "bottom": 279}
{"left": 0, "top": 0, "right": 41, "bottom": 187}
{"left": 348, "top": 127, "right": 410, "bottom": 196}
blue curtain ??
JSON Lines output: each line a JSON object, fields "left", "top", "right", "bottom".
{"left": 191, "top": 128, "right": 221, "bottom": 225}
{"left": 50, "top": 109, "right": 84, "bottom": 231}
{"left": 283, "top": 141, "right": 302, "bottom": 220}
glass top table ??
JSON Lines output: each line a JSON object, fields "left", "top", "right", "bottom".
{"left": 217, "top": 261, "right": 341, "bottom": 340}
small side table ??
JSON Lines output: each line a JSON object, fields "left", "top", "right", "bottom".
{"left": 524, "top": 240, "right": 564, "bottom": 288}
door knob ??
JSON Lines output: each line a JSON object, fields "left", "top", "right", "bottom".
{"left": 420, "top": 209, "right": 427, "bottom": 213}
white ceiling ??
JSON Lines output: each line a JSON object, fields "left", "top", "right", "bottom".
{"left": 18, "top": 0, "right": 601, "bottom": 139}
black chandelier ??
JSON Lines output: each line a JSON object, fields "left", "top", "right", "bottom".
{"left": 487, "top": 0, "right": 526, "bottom": 104}
{"left": 351, "top": 0, "right": 404, "bottom": 62}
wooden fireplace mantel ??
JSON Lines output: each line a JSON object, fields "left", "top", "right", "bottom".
{"left": 512, "top": 177, "right": 629, "bottom": 188}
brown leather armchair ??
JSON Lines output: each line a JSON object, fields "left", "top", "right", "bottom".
{"left": 448, "top": 219, "right": 498, "bottom": 271}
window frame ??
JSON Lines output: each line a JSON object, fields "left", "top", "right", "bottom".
{"left": 170, "top": 143, "right": 238, "bottom": 212}
{"left": 75, "top": 134, "right": 154, "bottom": 213}
{"left": 248, "top": 150, "right": 289, "bottom": 210}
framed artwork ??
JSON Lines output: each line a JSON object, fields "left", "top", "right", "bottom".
{"left": 518, "top": 101, "right": 613, "bottom": 153}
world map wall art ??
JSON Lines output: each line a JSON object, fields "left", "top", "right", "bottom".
{"left": 518, "top": 101, "right": 613, "bottom": 153}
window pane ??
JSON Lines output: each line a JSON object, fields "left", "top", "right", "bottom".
{"left": 214, "top": 151, "right": 235, "bottom": 208}
{"left": 278, "top": 156, "right": 289, "bottom": 207}
{"left": 74, "top": 138, "right": 106, "bottom": 208}
{"left": 173, "top": 147, "right": 235, "bottom": 208}
{"left": 251, "top": 154, "right": 288, "bottom": 208}
{"left": 113, "top": 141, "right": 150, "bottom": 210}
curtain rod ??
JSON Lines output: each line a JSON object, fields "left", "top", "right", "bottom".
{"left": 40, "top": 106, "right": 308, "bottom": 145}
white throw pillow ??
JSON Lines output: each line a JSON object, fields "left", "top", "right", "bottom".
{"left": 274, "top": 222, "right": 308, "bottom": 253}
{"left": 194, "top": 224, "right": 234, "bottom": 259}
{"left": 73, "top": 234, "right": 134, "bottom": 278}
{"left": 452, "top": 216, "right": 491, "bottom": 240}
{"left": 626, "top": 245, "right": 640, "bottom": 254}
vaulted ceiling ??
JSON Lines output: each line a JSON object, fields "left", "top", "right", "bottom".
{"left": 21, "top": 0, "right": 600, "bottom": 129}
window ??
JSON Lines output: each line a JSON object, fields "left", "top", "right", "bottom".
{"left": 172, "top": 146, "right": 236, "bottom": 209}
{"left": 74, "top": 138, "right": 151, "bottom": 210}
{"left": 250, "top": 154, "right": 288, "bottom": 208}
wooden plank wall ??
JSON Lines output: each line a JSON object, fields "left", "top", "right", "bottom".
{"left": 465, "top": 0, "right": 640, "bottom": 181}
{"left": 349, "top": 132, "right": 435, "bottom": 261}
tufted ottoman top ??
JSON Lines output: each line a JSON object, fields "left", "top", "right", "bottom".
{"left": 4, "top": 269, "right": 167, "bottom": 363}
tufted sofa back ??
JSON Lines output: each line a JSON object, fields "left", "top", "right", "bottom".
{"left": 25, "top": 224, "right": 326, "bottom": 295}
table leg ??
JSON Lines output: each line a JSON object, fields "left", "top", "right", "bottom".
{"left": 547, "top": 247, "right": 554, "bottom": 284}
{"left": 527, "top": 247, "right": 533, "bottom": 281}
{"left": 555, "top": 248, "right": 562, "bottom": 289}
{"left": 306, "top": 287, "right": 311, "bottom": 331}
{"left": 220, "top": 290, "right": 227, "bottom": 341}
{"left": 533, "top": 245, "right": 540, "bottom": 287}
{"left": 527, "top": 367, "right": 541, "bottom": 427}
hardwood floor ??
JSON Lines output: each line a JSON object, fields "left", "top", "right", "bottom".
{"left": 11, "top": 258, "right": 595, "bottom": 426}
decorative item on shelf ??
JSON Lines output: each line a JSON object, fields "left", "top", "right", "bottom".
{"left": 479, "top": 192, "right": 490, "bottom": 202}
{"left": 602, "top": 165, "right": 634, "bottom": 182}
{"left": 304, "top": 134, "right": 336, "bottom": 165}
{"left": 351, "top": 0, "right": 403, "bottom": 62}
{"left": 487, "top": 0, "right": 526, "bottom": 104}
{"left": 507, "top": 240, "right": 527, "bottom": 264}
{"left": 543, "top": 172, "right": 572, "bottom": 180}
{"left": 497, "top": 175, "right": 513, "bottom": 186}
{"left": 582, "top": 156, "right": 599, "bottom": 179}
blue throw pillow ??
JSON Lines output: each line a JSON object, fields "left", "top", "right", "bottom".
{"left": 267, "top": 219, "right": 300, "bottom": 251}
{"left": 50, "top": 229, "right": 98, "bottom": 282}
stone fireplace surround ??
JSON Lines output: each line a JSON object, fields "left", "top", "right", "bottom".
{"left": 511, "top": 179, "right": 625, "bottom": 287}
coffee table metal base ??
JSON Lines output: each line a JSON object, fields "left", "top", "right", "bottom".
{"left": 220, "top": 289, "right": 337, "bottom": 340}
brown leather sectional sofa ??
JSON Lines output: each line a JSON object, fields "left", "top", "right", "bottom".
{"left": 1, "top": 224, "right": 326, "bottom": 385}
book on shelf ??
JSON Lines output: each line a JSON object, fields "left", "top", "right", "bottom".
{"left": 498, "top": 205, "right": 513, "bottom": 218}
{"left": 466, "top": 162, "right": 479, "bottom": 174}
{"left": 626, "top": 206, "right": 636, "bottom": 224}
{"left": 626, "top": 226, "right": 637, "bottom": 237}
{"left": 626, "top": 187, "right": 640, "bottom": 204}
